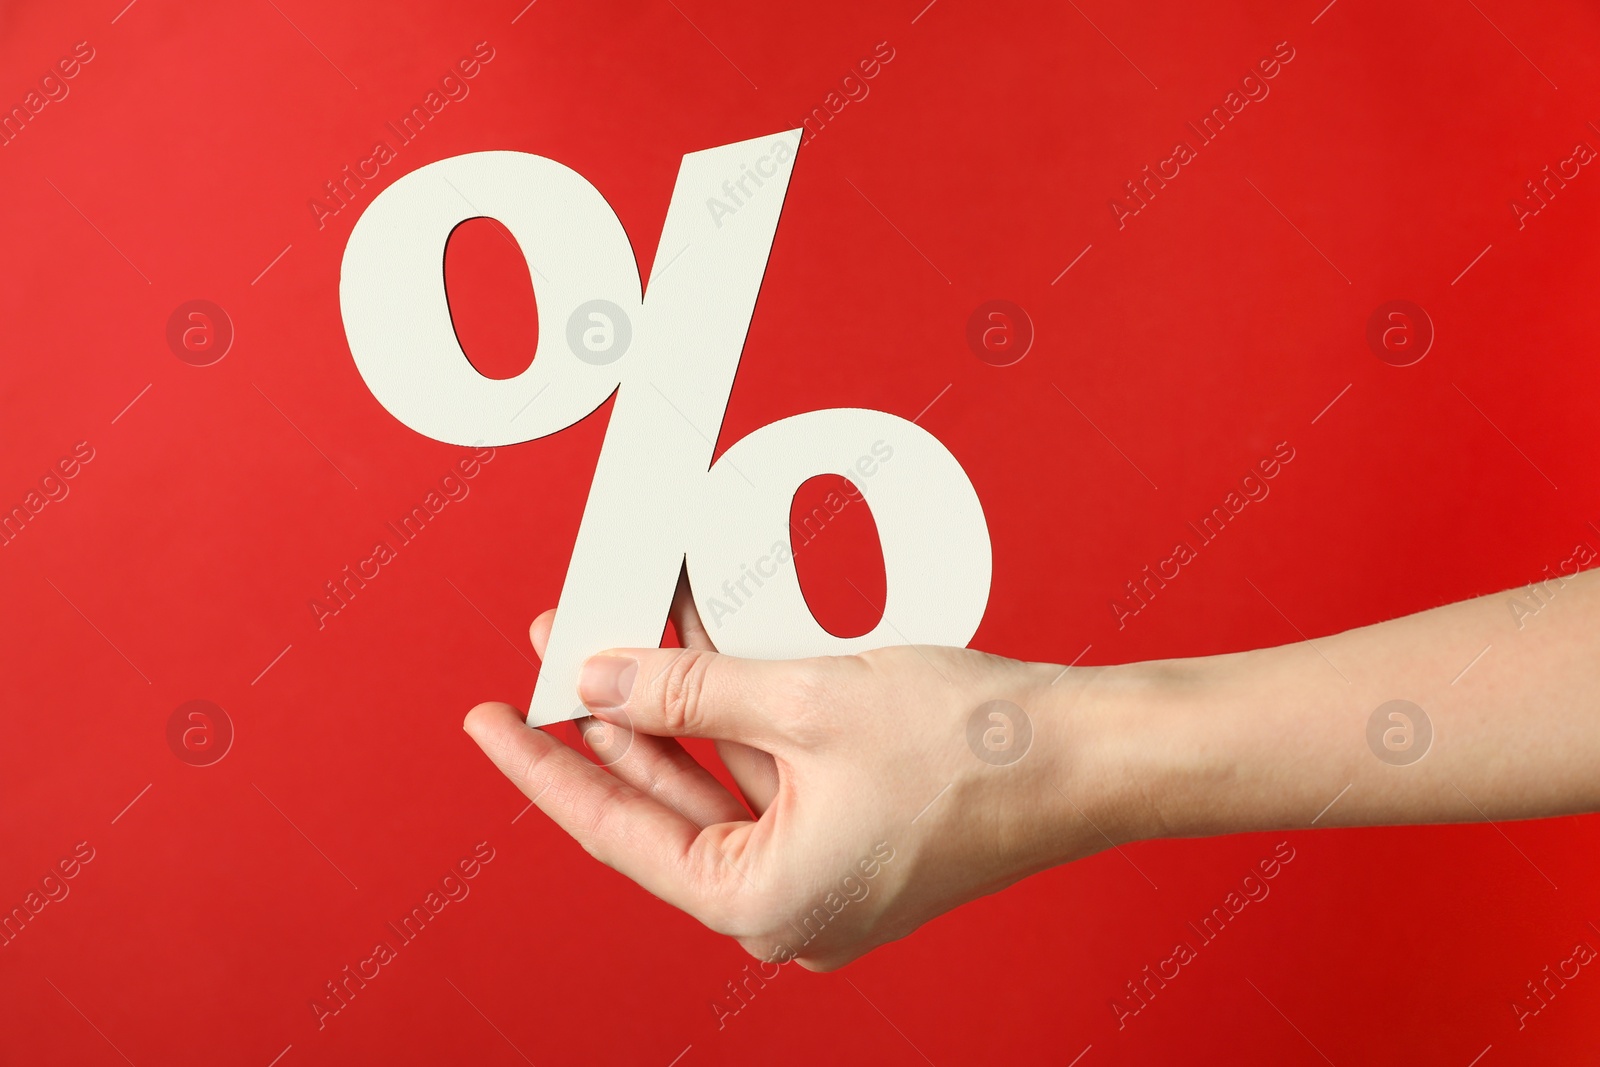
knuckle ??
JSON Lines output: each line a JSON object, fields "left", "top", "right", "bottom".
{"left": 575, "top": 787, "right": 632, "bottom": 862}
{"left": 679, "top": 858, "right": 741, "bottom": 934}
{"left": 659, "top": 648, "right": 714, "bottom": 734}
{"left": 579, "top": 791, "right": 615, "bottom": 840}
{"left": 575, "top": 815, "right": 609, "bottom": 861}
{"left": 636, "top": 755, "right": 671, "bottom": 800}
{"left": 509, "top": 738, "right": 559, "bottom": 791}
{"left": 703, "top": 884, "right": 776, "bottom": 939}
{"left": 779, "top": 659, "right": 825, "bottom": 713}
{"left": 779, "top": 657, "right": 852, "bottom": 739}
{"left": 679, "top": 841, "right": 780, "bottom": 938}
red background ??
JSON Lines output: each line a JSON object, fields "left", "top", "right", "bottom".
{"left": 3, "top": 0, "right": 1599, "bottom": 1063}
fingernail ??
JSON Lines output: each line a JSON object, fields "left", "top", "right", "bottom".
{"left": 580, "top": 655, "right": 637, "bottom": 710}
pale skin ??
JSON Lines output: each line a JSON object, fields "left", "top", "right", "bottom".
{"left": 464, "top": 566, "right": 1600, "bottom": 971}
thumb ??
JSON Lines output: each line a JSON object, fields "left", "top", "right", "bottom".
{"left": 579, "top": 647, "right": 794, "bottom": 747}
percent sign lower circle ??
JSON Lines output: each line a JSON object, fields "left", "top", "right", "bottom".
{"left": 340, "top": 132, "right": 993, "bottom": 726}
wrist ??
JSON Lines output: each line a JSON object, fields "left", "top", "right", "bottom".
{"left": 947, "top": 644, "right": 1293, "bottom": 886}
{"left": 1033, "top": 650, "right": 1260, "bottom": 853}
{"left": 1074, "top": 642, "right": 1359, "bottom": 847}
{"left": 983, "top": 656, "right": 1177, "bottom": 872}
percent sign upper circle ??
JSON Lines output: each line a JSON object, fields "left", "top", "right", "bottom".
{"left": 339, "top": 137, "right": 993, "bottom": 728}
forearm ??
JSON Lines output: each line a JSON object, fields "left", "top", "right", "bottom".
{"left": 470, "top": 570, "right": 1600, "bottom": 968}
{"left": 1072, "top": 568, "right": 1600, "bottom": 846}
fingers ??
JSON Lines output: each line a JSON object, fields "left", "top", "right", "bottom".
{"left": 576, "top": 717, "right": 752, "bottom": 826}
{"left": 666, "top": 575, "right": 782, "bottom": 812}
{"left": 534, "top": 569, "right": 712, "bottom": 661}
{"left": 528, "top": 602, "right": 762, "bottom": 820}
{"left": 579, "top": 647, "right": 794, "bottom": 745}
{"left": 528, "top": 608, "right": 557, "bottom": 660}
{"left": 463, "top": 701, "right": 744, "bottom": 918}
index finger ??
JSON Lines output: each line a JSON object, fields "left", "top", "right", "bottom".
{"left": 463, "top": 701, "right": 750, "bottom": 924}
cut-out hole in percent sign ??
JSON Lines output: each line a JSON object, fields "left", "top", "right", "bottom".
{"left": 340, "top": 130, "right": 992, "bottom": 726}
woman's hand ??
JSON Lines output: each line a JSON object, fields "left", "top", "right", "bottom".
{"left": 465, "top": 567, "right": 1600, "bottom": 969}
{"left": 463, "top": 576, "right": 1128, "bottom": 970}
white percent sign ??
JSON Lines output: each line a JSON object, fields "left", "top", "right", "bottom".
{"left": 340, "top": 129, "right": 991, "bottom": 726}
